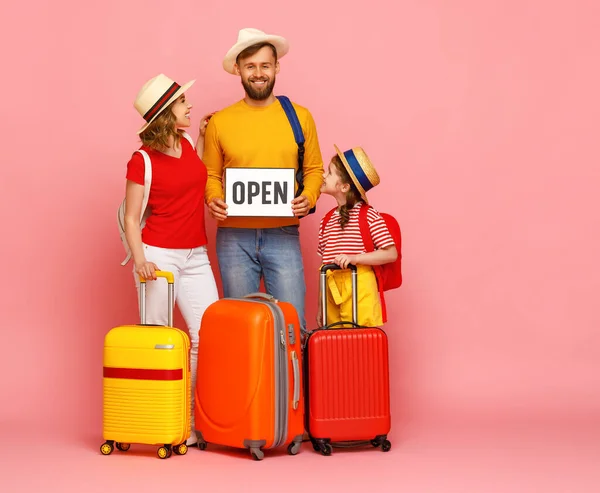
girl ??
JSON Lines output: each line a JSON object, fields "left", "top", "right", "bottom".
{"left": 123, "top": 74, "right": 218, "bottom": 446}
{"left": 317, "top": 145, "right": 398, "bottom": 327}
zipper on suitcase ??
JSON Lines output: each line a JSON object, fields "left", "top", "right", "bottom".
{"left": 270, "top": 303, "right": 289, "bottom": 448}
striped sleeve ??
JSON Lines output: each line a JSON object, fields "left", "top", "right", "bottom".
{"left": 367, "top": 207, "right": 395, "bottom": 250}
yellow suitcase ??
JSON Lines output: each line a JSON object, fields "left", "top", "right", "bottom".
{"left": 100, "top": 271, "right": 191, "bottom": 459}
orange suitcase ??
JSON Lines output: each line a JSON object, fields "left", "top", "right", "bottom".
{"left": 194, "top": 293, "right": 304, "bottom": 460}
{"left": 100, "top": 271, "right": 192, "bottom": 459}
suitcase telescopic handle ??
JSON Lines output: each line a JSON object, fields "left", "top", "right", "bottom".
{"left": 139, "top": 271, "right": 175, "bottom": 327}
{"left": 320, "top": 263, "right": 358, "bottom": 325}
{"left": 244, "top": 292, "right": 276, "bottom": 302}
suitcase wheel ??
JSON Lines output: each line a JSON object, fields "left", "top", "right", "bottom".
{"left": 157, "top": 445, "right": 172, "bottom": 459}
{"left": 100, "top": 441, "right": 114, "bottom": 456}
{"left": 311, "top": 439, "right": 332, "bottom": 456}
{"left": 173, "top": 443, "right": 188, "bottom": 455}
{"left": 198, "top": 441, "right": 207, "bottom": 451}
{"left": 315, "top": 442, "right": 332, "bottom": 456}
{"left": 371, "top": 437, "right": 392, "bottom": 452}
{"left": 287, "top": 441, "right": 301, "bottom": 456}
{"left": 250, "top": 447, "right": 264, "bottom": 461}
{"left": 115, "top": 442, "right": 130, "bottom": 452}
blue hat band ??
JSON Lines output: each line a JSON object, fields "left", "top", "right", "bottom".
{"left": 344, "top": 149, "right": 374, "bottom": 193}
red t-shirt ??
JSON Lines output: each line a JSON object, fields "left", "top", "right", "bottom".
{"left": 317, "top": 202, "right": 394, "bottom": 264}
{"left": 126, "top": 137, "right": 208, "bottom": 249}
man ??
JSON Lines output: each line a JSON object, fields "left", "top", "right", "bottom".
{"left": 202, "top": 28, "right": 324, "bottom": 332}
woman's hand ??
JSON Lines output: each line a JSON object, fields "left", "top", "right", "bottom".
{"left": 198, "top": 112, "right": 215, "bottom": 138}
{"left": 136, "top": 261, "right": 159, "bottom": 281}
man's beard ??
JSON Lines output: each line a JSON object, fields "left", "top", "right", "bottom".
{"left": 241, "top": 76, "right": 276, "bottom": 101}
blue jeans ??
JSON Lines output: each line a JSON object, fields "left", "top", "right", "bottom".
{"left": 216, "top": 226, "right": 306, "bottom": 331}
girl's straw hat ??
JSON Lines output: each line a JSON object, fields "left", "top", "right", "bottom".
{"left": 334, "top": 145, "right": 380, "bottom": 204}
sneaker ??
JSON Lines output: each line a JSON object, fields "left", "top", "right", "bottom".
{"left": 186, "top": 430, "right": 198, "bottom": 446}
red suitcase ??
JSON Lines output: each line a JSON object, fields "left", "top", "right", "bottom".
{"left": 304, "top": 263, "right": 392, "bottom": 455}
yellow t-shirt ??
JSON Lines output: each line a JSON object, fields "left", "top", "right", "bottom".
{"left": 203, "top": 98, "right": 324, "bottom": 229}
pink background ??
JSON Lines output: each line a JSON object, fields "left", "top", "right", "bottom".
{"left": 2, "top": 0, "right": 599, "bottom": 490}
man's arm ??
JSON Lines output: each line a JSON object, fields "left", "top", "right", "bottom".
{"left": 202, "top": 116, "right": 224, "bottom": 204}
{"left": 299, "top": 109, "right": 324, "bottom": 209}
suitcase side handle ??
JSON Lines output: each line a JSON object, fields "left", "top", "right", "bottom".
{"left": 139, "top": 270, "right": 175, "bottom": 327}
{"left": 291, "top": 350, "right": 300, "bottom": 410}
{"left": 320, "top": 264, "right": 358, "bottom": 325}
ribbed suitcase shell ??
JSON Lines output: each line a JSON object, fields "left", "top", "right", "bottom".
{"left": 304, "top": 264, "right": 392, "bottom": 453}
{"left": 194, "top": 295, "right": 304, "bottom": 460}
{"left": 102, "top": 326, "right": 191, "bottom": 451}
{"left": 101, "top": 272, "right": 191, "bottom": 459}
{"left": 305, "top": 327, "right": 390, "bottom": 441}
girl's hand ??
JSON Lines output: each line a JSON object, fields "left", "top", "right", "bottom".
{"left": 198, "top": 112, "right": 216, "bottom": 137}
{"left": 334, "top": 254, "right": 358, "bottom": 269}
{"left": 136, "top": 261, "right": 159, "bottom": 281}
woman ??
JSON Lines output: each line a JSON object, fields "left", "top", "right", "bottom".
{"left": 124, "top": 73, "right": 218, "bottom": 446}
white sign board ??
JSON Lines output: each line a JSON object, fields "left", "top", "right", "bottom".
{"left": 225, "top": 168, "right": 295, "bottom": 217}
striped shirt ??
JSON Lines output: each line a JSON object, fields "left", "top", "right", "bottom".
{"left": 318, "top": 202, "right": 395, "bottom": 263}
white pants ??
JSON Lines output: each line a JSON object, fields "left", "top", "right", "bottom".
{"left": 132, "top": 243, "right": 219, "bottom": 436}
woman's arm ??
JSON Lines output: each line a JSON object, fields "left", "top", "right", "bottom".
{"left": 124, "top": 180, "right": 158, "bottom": 280}
{"left": 195, "top": 112, "right": 215, "bottom": 160}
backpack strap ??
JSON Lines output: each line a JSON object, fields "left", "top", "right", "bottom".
{"left": 320, "top": 207, "right": 337, "bottom": 236}
{"left": 357, "top": 203, "right": 388, "bottom": 323}
{"left": 138, "top": 149, "right": 152, "bottom": 220}
{"left": 359, "top": 203, "right": 375, "bottom": 253}
{"left": 276, "top": 95, "right": 315, "bottom": 216}
{"left": 120, "top": 149, "right": 152, "bottom": 266}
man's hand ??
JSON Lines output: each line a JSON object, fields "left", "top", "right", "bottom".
{"left": 207, "top": 197, "right": 228, "bottom": 221}
{"left": 291, "top": 195, "right": 311, "bottom": 217}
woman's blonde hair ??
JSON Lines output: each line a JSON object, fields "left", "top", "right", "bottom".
{"left": 139, "top": 99, "right": 182, "bottom": 150}
{"left": 331, "top": 154, "right": 362, "bottom": 229}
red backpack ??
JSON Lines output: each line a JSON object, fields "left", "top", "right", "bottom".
{"left": 320, "top": 204, "right": 402, "bottom": 323}
{"left": 358, "top": 204, "right": 402, "bottom": 291}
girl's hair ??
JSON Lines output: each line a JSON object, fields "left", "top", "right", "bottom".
{"left": 331, "top": 154, "right": 362, "bottom": 229}
{"left": 139, "top": 100, "right": 182, "bottom": 151}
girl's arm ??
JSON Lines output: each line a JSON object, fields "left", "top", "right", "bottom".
{"left": 334, "top": 245, "right": 398, "bottom": 269}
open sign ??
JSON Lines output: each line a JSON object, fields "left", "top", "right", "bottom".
{"left": 224, "top": 168, "right": 295, "bottom": 217}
